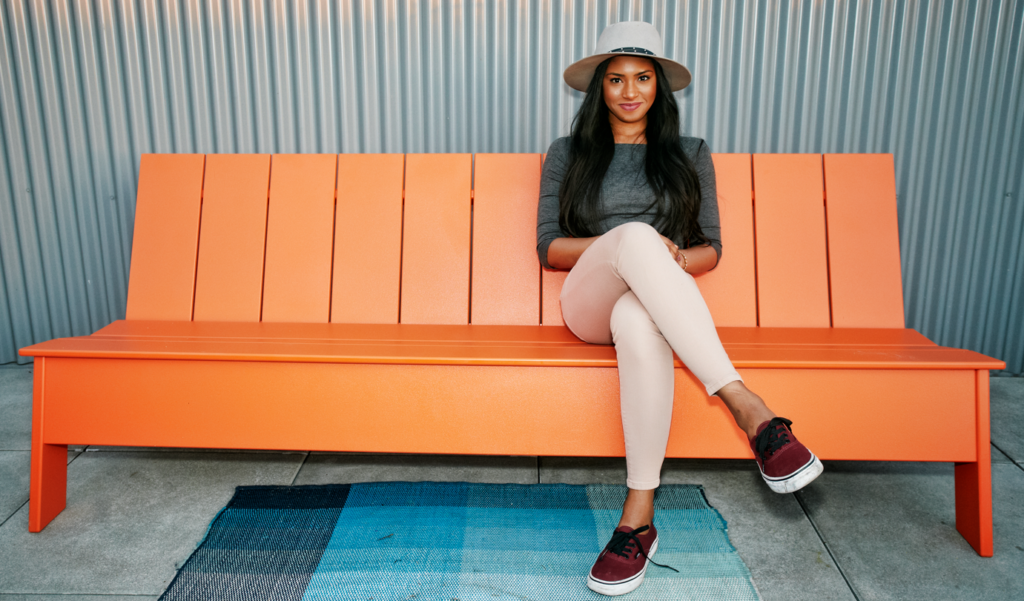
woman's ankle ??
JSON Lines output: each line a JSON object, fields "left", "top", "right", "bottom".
{"left": 716, "top": 382, "right": 776, "bottom": 437}
{"left": 617, "top": 488, "right": 656, "bottom": 529}
{"left": 617, "top": 516, "right": 654, "bottom": 530}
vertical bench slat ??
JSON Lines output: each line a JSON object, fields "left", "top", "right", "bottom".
{"left": 472, "top": 154, "right": 542, "bottom": 325}
{"left": 824, "top": 154, "right": 905, "bottom": 328}
{"left": 193, "top": 155, "right": 271, "bottom": 322}
{"left": 696, "top": 154, "right": 757, "bottom": 327}
{"left": 541, "top": 269, "right": 568, "bottom": 326}
{"left": 261, "top": 154, "right": 337, "bottom": 323}
{"left": 753, "top": 154, "right": 832, "bottom": 327}
{"left": 539, "top": 152, "right": 568, "bottom": 326}
{"left": 125, "top": 154, "right": 206, "bottom": 321}
{"left": 401, "top": 154, "right": 472, "bottom": 324}
{"left": 332, "top": 154, "right": 404, "bottom": 324}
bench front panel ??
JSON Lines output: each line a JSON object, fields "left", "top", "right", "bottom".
{"left": 40, "top": 357, "right": 975, "bottom": 462}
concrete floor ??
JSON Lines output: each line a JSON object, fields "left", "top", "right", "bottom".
{"left": 0, "top": 363, "right": 1021, "bottom": 600}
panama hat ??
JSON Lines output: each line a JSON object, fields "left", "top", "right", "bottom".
{"left": 563, "top": 21, "right": 691, "bottom": 92}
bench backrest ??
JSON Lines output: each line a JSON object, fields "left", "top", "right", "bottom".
{"left": 125, "top": 153, "right": 904, "bottom": 328}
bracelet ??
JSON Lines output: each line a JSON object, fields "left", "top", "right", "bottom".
{"left": 680, "top": 251, "right": 688, "bottom": 272}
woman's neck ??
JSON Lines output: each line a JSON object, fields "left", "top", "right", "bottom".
{"left": 610, "top": 116, "right": 647, "bottom": 144}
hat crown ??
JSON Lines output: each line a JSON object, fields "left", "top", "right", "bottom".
{"left": 562, "top": 20, "right": 689, "bottom": 92}
{"left": 594, "top": 21, "right": 665, "bottom": 57}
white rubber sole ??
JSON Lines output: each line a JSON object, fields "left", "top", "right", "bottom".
{"left": 586, "top": 537, "right": 659, "bottom": 596}
{"left": 761, "top": 453, "right": 824, "bottom": 494}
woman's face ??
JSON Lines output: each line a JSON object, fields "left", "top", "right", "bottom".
{"left": 602, "top": 55, "right": 657, "bottom": 129}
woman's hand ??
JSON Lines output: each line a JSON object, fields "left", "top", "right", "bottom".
{"left": 659, "top": 235, "right": 683, "bottom": 263}
{"left": 660, "top": 235, "right": 718, "bottom": 275}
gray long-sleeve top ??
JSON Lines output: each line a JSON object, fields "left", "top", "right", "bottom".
{"left": 536, "top": 136, "right": 722, "bottom": 269}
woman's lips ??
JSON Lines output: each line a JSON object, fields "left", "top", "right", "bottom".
{"left": 619, "top": 102, "right": 642, "bottom": 111}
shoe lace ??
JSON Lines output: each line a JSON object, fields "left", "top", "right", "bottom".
{"left": 601, "top": 525, "right": 679, "bottom": 573}
{"left": 755, "top": 417, "right": 794, "bottom": 458}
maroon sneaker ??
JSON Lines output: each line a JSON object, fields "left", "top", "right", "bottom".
{"left": 751, "top": 417, "right": 823, "bottom": 493}
{"left": 587, "top": 523, "right": 676, "bottom": 596}
{"left": 753, "top": 417, "right": 823, "bottom": 493}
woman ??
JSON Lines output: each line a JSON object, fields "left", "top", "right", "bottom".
{"left": 537, "top": 22, "right": 823, "bottom": 596}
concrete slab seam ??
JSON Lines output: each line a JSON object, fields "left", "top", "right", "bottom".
{"left": 289, "top": 452, "right": 310, "bottom": 485}
{"left": 992, "top": 442, "right": 1024, "bottom": 473}
{"left": 0, "top": 498, "right": 28, "bottom": 532}
{"left": 794, "top": 489, "right": 862, "bottom": 601}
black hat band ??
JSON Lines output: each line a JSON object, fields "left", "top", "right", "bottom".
{"left": 609, "top": 47, "right": 655, "bottom": 56}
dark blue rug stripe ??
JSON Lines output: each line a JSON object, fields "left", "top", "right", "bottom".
{"left": 158, "top": 484, "right": 350, "bottom": 601}
{"left": 228, "top": 484, "right": 352, "bottom": 509}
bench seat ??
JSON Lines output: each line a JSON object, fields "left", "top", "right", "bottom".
{"left": 25, "top": 320, "right": 1000, "bottom": 370}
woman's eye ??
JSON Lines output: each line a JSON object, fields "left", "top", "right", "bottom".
{"left": 610, "top": 77, "right": 621, "bottom": 83}
{"left": 639, "top": 75, "right": 650, "bottom": 81}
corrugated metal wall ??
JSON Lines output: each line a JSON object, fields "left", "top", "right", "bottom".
{"left": 2, "top": 0, "right": 1022, "bottom": 373}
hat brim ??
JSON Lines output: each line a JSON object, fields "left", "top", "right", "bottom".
{"left": 563, "top": 53, "right": 691, "bottom": 92}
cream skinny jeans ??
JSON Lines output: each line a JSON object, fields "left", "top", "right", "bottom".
{"left": 559, "top": 222, "right": 743, "bottom": 490}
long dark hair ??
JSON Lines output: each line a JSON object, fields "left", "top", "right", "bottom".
{"left": 558, "top": 57, "right": 708, "bottom": 248}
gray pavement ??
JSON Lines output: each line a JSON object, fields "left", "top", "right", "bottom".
{"left": 0, "top": 362, "right": 1021, "bottom": 600}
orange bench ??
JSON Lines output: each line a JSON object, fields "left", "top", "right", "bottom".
{"left": 20, "top": 153, "right": 1004, "bottom": 556}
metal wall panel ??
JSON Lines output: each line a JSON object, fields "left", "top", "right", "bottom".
{"left": 1, "top": 0, "right": 1022, "bottom": 374}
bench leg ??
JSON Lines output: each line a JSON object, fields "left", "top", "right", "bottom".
{"left": 29, "top": 358, "right": 67, "bottom": 532}
{"left": 954, "top": 370, "right": 993, "bottom": 557}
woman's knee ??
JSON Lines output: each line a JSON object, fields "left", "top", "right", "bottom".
{"left": 612, "top": 222, "right": 662, "bottom": 246}
{"left": 608, "top": 222, "right": 665, "bottom": 261}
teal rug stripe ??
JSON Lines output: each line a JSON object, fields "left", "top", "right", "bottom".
{"left": 301, "top": 482, "right": 758, "bottom": 601}
{"left": 318, "top": 509, "right": 734, "bottom": 554}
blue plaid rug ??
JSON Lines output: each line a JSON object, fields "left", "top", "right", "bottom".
{"left": 160, "top": 482, "right": 759, "bottom": 600}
